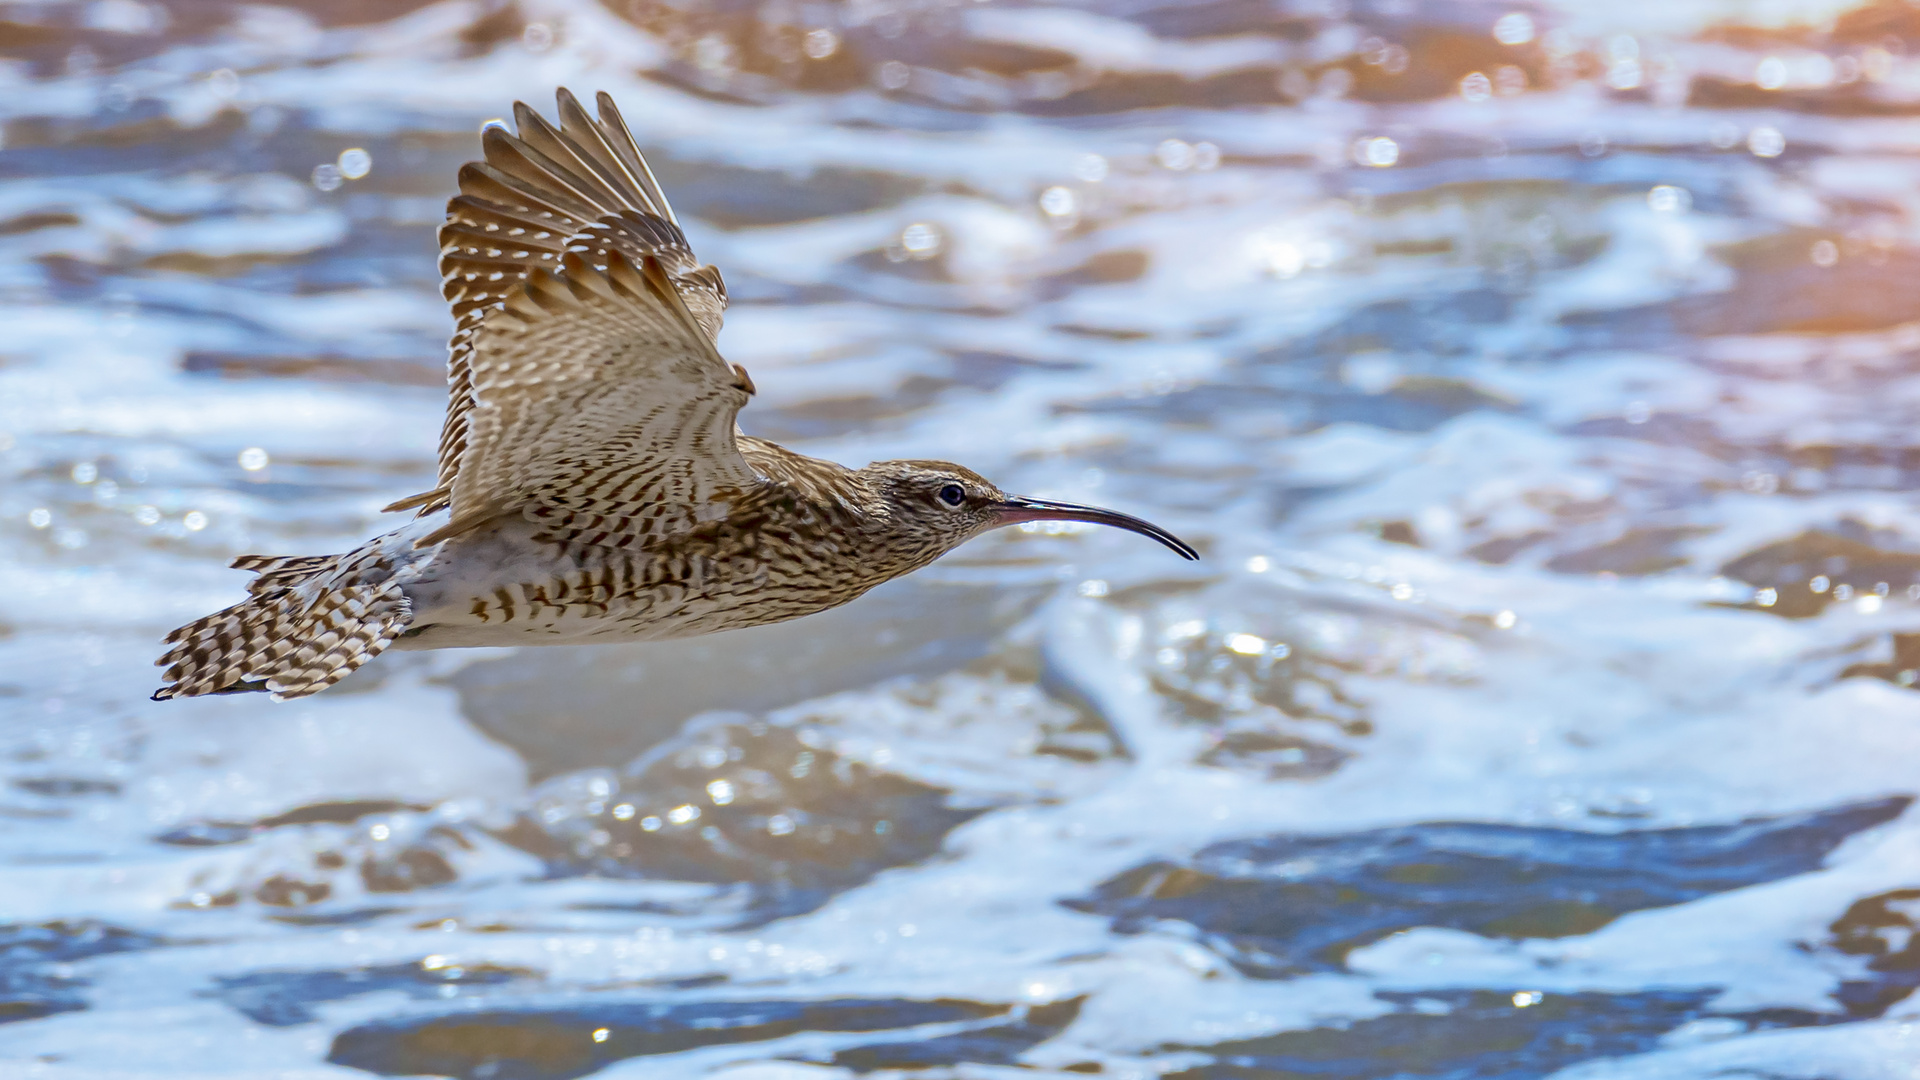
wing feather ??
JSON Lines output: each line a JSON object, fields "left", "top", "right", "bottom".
{"left": 396, "top": 89, "right": 731, "bottom": 519}
{"left": 597, "top": 93, "right": 678, "bottom": 223}
{"left": 567, "top": 91, "right": 678, "bottom": 225}
{"left": 415, "top": 238, "right": 757, "bottom": 550}
{"left": 490, "top": 114, "right": 625, "bottom": 220}
{"left": 513, "top": 97, "right": 653, "bottom": 221}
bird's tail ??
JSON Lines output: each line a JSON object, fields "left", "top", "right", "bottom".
{"left": 152, "top": 553, "right": 412, "bottom": 701}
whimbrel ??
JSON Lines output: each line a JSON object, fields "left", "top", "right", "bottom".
{"left": 153, "top": 89, "right": 1197, "bottom": 701}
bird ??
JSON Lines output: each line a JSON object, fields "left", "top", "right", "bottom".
{"left": 152, "top": 88, "right": 1197, "bottom": 702}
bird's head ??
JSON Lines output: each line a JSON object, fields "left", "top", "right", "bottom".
{"left": 860, "top": 459, "right": 1198, "bottom": 566}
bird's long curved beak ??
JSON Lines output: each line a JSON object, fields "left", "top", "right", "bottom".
{"left": 990, "top": 497, "right": 1199, "bottom": 560}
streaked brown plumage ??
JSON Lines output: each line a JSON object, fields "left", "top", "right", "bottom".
{"left": 152, "top": 89, "right": 1196, "bottom": 702}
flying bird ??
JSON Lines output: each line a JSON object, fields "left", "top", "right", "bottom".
{"left": 153, "top": 89, "right": 1197, "bottom": 702}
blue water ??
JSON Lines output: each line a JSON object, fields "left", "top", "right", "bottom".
{"left": 4, "top": 0, "right": 1920, "bottom": 1076}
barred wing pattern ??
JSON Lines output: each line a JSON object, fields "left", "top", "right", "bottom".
{"left": 390, "top": 87, "right": 729, "bottom": 518}
{"left": 416, "top": 239, "right": 759, "bottom": 550}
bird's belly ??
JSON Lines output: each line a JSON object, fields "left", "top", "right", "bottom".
{"left": 392, "top": 518, "right": 857, "bottom": 650}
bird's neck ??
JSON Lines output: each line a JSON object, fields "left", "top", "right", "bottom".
{"left": 739, "top": 441, "right": 943, "bottom": 583}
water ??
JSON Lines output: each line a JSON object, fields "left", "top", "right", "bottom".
{"left": 4, "top": 0, "right": 1920, "bottom": 1075}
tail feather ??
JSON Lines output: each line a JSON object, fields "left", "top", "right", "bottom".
{"left": 265, "top": 583, "right": 411, "bottom": 698}
{"left": 230, "top": 554, "right": 325, "bottom": 573}
{"left": 232, "top": 553, "right": 340, "bottom": 596}
{"left": 155, "top": 598, "right": 302, "bottom": 698}
{"left": 153, "top": 555, "right": 411, "bottom": 702}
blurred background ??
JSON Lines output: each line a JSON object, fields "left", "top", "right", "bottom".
{"left": 5, "top": 0, "right": 1920, "bottom": 1076}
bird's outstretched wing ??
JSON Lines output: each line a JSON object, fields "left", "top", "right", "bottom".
{"left": 416, "top": 223, "right": 759, "bottom": 549}
{"left": 390, "top": 87, "right": 737, "bottom": 530}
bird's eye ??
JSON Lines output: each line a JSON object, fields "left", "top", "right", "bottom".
{"left": 937, "top": 483, "right": 966, "bottom": 507}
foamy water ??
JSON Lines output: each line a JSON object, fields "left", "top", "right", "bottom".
{"left": 5, "top": 0, "right": 1920, "bottom": 1076}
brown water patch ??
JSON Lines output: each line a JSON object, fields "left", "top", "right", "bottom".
{"left": 1675, "top": 233, "right": 1920, "bottom": 336}
{"left": 1830, "top": 886, "right": 1920, "bottom": 1016}
{"left": 183, "top": 351, "right": 445, "bottom": 386}
{"left": 505, "top": 719, "right": 979, "bottom": 920}
{"left": 330, "top": 996, "right": 1008, "bottom": 1080}
{"left": 1544, "top": 526, "right": 1714, "bottom": 577}
{"left": 1719, "top": 529, "right": 1920, "bottom": 617}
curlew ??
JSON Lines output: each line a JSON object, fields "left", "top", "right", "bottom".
{"left": 153, "top": 89, "right": 1197, "bottom": 702}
